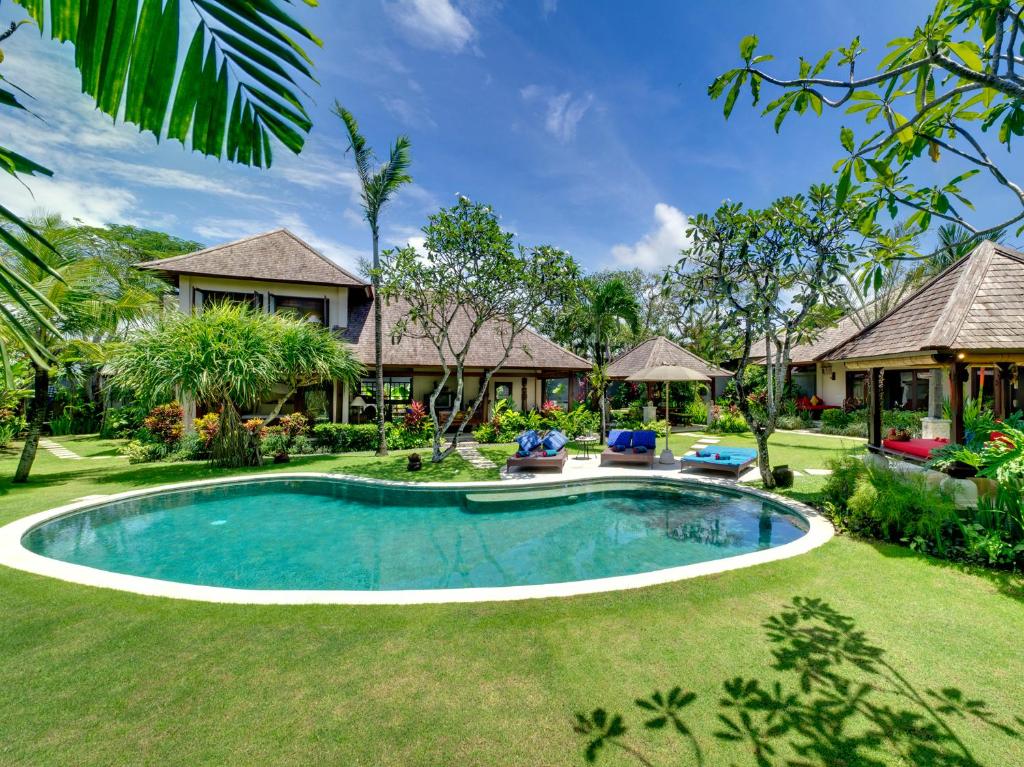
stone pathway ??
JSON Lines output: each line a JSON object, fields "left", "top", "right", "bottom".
{"left": 455, "top": 442, "right": 497, "bottom": 469}
{"left": 39, "top": 439, "right": 82, "bottom": 460}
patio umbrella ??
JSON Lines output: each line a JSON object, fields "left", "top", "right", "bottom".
{"left": 626, "top": 364, "right": 710, "bottom": 464}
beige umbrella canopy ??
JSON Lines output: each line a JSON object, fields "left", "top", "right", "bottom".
{"left": 626, "top": 365, "right": 710, "bottom": 462}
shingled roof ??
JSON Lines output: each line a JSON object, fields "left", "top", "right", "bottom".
{"left": 341, "top": 296, "right": 591, "bottom": 371}
{"left": 823, "top": 240, "right": 1024, "bottom": 361}
{"left": 139, "top": 229, "right": 367, "bottom": 288}
{"left": 750, "top": 314, "right": 864, "bottom": 366}
{"left": 606, "top": 336, "right": 732, "bottom": 379}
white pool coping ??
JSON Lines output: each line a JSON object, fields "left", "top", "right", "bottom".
{"left": 0, "top": 469, "right": 833, "bottom": 605}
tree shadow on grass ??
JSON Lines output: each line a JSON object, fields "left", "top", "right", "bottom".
{"left": 574, "top": 596, "right": 1020, "bottom": 766}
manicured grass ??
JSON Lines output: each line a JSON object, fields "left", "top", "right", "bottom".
{"left": 1, "top": 434, "right": 1022, "bottom": 766}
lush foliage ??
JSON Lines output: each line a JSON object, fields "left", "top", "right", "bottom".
{"left": 669, "top": 185, "right": 858, "bottom": 486}
{"left": 112, "top": 303, "right": 359, "bottom": 467}
{"left": 712, "top": 1, "right": 1024, "bottom": 286}
{"left": 311, "top": 421, "right": 432, "bottom": 453}
{"left": 142, "top": 403, "right": 184, "bottom": 445}
{"left": 380, "top": 197, "right": 579, "bottom": 461}
{"left": 707, "top": 404, "right": 749, "bottom": 434}
{"left": 473, "top": 400, "right": 600, "bottom": 443}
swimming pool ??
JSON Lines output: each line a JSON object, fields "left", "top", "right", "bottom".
{"left": 2, "top": 474, "right": 829, "bottom": 603}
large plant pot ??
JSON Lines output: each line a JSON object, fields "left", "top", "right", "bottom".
{"left": 772, "top": 465, "right": 794, "bottom": 489}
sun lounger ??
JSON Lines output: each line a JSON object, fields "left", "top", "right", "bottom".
{"left": 600, "top": 429, "right": 657, "bottom": 468}
{"left": 680, "top": 446, "right": 757, "bottom": 477}
{"left": 506, "top": 429, "right": 569, "bottom": 473}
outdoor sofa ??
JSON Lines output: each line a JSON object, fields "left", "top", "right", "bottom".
{"left": 878, "top": 437, "right": 948, "bottom": 463}
{"left": 506, "top": 429, "right": 569, "bottom": 473}
{"left": 680, "top": 446, "right": 757, "bottom": 477}
{"left": 599, "top": 429, "right": 657, "bottom": 468}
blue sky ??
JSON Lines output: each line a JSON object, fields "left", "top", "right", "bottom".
{"left": 4, "top": 0, "right": 987, "bottom": 273}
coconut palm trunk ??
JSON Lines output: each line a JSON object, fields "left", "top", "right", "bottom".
{"left": 13, "top": 363, "right": 49, "bottom": 484}
{"left": 372, "top": 228, "right": 387, "bottom": 456}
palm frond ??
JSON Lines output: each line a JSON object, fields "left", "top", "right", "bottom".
{"left": 332, "top": 101, "right": 374, "bottom": 185}
{"left": 14, "top": 0, "right": 321, "bottom": 167}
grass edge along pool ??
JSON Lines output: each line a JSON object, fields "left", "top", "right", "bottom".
{"left": 22, "top": 476, "right": 811, "bottom": 593}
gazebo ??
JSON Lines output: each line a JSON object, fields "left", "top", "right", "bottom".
{"left": 606, "top": 336, "right": 732, "bottom": 421}
{"left": 821, "top": 240, "right": 1024, "bottom": 451}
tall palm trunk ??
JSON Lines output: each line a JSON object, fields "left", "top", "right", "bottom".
{"left": 372, "top": 229, "right": 387, "bottom": 456}
{"left": 13, "top": 363, "right": 49, "bottom": 483}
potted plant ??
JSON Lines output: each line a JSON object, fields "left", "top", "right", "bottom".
{"left": 407, "top": 453, "right": 422, "bottom": 472}
{"left": 927, "top": 444, "right": 980, "bottom": 479}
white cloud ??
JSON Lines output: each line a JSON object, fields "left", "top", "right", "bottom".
{"left": 521, "top": 85, "right": 594, "bottom": 143}
{"left": 0, "top": 173, "right": 136, "bottom": 227}
{"left": 609, "top": 203, "right": 691, "bottom": 269}
{"left": 381, "top": 96, "right": 436, "bottom": 128}
{"left": 385, "top": 0, "right": 477, "bottom": 53}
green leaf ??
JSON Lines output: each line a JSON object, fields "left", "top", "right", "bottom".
{"left": 123, "top": 0, "right": 164, "bottom": 126}
{"left": 835, "top": 162, "right": 853, "bottom": 205}
{"left": 723, "top": 76, "right": 742, "bottom": 118}
{"left": 947, "top": 41, "right": 982, "bottom": 71}
{"left": 840, "top": 126, "right": 855, "bottom": 152}
{"left": 167, "top": 25, "right": 206, "bottom": 143}
{"left": 739, "top": 34, "right": 758, "bottom": 62}
{"left": 140, "top": 0, "right": 181, "bottom": 135}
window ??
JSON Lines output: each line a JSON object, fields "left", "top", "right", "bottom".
{"left": 544, "top": 377, "right": 570, "bottom": 409}
{"left": 199, "top": 290, "right": 260, "bottom": 310}
{"left": 356, "top": 376, "right": 413, "bottom": 420}
{"left": 273, "top": 295, "right": 327, "bottom": 324}
{"left": 494, "top": 381, "right": 513, "bottom": 402}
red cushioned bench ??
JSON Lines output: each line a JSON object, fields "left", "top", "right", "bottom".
{"left": 880, "top": 438, "right": 948, "bottom": 462}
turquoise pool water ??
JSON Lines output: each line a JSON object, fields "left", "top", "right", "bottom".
{"left": 23, "top": 478, "right": 807, "bottom": 591}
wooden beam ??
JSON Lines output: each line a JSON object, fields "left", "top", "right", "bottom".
{"left": 950, "top": 362, "right": 966, "bottom": 444}
{"left": 995, "top": 363, "right": 1012, "bottom": 420}
{"left": 868, "top": 367, "right": 883, "bottom": 448}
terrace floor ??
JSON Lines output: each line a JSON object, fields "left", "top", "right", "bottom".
{"left": 1, "top": 433, "right": 1021, "bottom": 766}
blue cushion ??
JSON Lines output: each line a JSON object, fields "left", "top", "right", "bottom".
{"left": 610, "top": 430, "right": 633, "bottom": 449}
{"left": 516, "top": 449, "right": 531, "bottom": 458}
{"left": 543, "top": 430, "right": 568, "bottom": 451}
{"left": 516, "top": 430, "right": 540, "bottom": 452}
{"left": 545, "top": 448, "right": 558, "bottom": 457}
{"left": 633, "top": 430, "right": 657, "bottom": 449}
{"left": 696, "top": 448, "right": 712, "bottom": 457}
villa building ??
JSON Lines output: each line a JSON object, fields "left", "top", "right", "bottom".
{"left": 139, "top": 229, "right": 591, "bottom": 425}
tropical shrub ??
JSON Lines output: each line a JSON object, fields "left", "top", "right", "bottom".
{"left": 261, "top": 433, "right": 289, "bottom": 458}
{"left": 99, "top": 404, "right": 146, "bottom": 438}
{"left": 194, "top": 413, "right": 220, "bottom": 448}
{"left": 404, "top": 400, "right": 428, "bottom": 430}
{"left": 166, "top": 434, "right": 205, "bottom": 463}
{"left": 552, "top": 405, "right": 601, "bottom": 439}
{"left": 119, "top": 439, "right": 167, "bottom": 464}
{"left": 682, "top": 397, "right": 708, "bottom": 424}
{"left": 0, "top": 408, "right": 25, "bottom": 448}
{"left": 820, "top": 408, "right": 851, "bottom": 433}
{"left": 708, "top": 404, "right": 748, "bottom": 434}
{"left": 384, "top": 421, "right": 432, "bottom": 450}
{"left": 143, "top": 403, "right": 184, "bottom": 445}
{"left": 312, "top": 423, "right": 379, "bottom": 452}
{"left": 776, "top": 414, "right": 807, "bottom": 431}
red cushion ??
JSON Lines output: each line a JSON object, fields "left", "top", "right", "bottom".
{"left": 882, "top": 438, "right": 947, "bottom": 459}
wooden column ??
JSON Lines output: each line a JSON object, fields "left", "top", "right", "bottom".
{"left": 1017, "top": 364, "right": 1024, "bottom": 412}
{"left": 479, "top": 373, "right": 488, "bottom": 419}
{"left": 950, "top": 361, "right": 966, "bottom": 445}
{"left": 868, "top": 367, "right": 883, "bottom": 449}
{"left": 969, "top": 367, "right": 979, "bottom": 401}
{"left": 520, "top": 377, "right": 528, "bottom": 411}
{"left": 995, "top": 363, "right": 1012, "bottom": 420}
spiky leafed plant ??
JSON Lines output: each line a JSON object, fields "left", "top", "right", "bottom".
{"left": 1, "top": 0, "right": 321, "bottom": 368}
{"left": 1, "top": 214, "right": 166, "bottom": 482}
{"left": 333, "top": 103, "right": 412, "bottom": 456}
{"left": 111, "top": 302, "right": 362, "bottom": 468}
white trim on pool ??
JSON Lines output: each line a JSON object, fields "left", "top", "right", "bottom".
{"left": 0, "top": 471, "right": 834, "bottom": 605}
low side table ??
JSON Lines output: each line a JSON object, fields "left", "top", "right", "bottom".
{"left": 574, "top": 435, "right": 599, "bottom": 459}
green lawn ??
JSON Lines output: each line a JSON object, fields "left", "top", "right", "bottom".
{"left": 1, "top": 433, "right": 1022, "bottom": 766}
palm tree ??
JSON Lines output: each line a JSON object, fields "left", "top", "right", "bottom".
{"left": 581, "top": 278, "right": 641, "bottom": 442}
{"left": 2, "top": 214, "right": 166, "bottom": 482}
{"left": 333, "top": 104, "right": 412, "bottom": 457}
{"left": 1, "top": 1, "right": 321, "bottom": 368}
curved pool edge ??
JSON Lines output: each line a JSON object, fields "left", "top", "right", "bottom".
{"left": 0, "top": 472, "right": 834, "bottom": 605}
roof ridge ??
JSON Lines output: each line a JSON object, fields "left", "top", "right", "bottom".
{"left": 520, "top": 326, "right": 592, "bottom": 366}
{"left": 925, "top": 240, "right": 995, "bottom": 348}
{"left": 139, "top": 229, "right": 288, "bottom": 267}
{"left": 277, "top": 229, "right": 368, "bottom": 286}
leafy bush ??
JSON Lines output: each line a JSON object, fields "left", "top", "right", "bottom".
{"left": 404, "top": 400, "right": 428, "bottom": 430}
{"left": 100, "top": 404, "right": 146, "bottom": 438}
{"left": 166, "top": 434, "right": 205, "bottom": 462}
{"left": 290, "top": 434, "right": 316, "bottom": 455}
{"left": 708, "top": 404, "right": 748, "bottom": 434}
{"left": 821, "top": 454, "right": 867, "bottom": 515}
{"left": 472, "top": 422, "right": 498, "bottom": 443}
{"left": 776, "top": 414, "right": 807, "bottom": 431}
{"left": 119, "top": 439, "right": 167, "bottom": 464}
{"left": 261, "top": 433, "right": 289, "bottom": 457}
{"left": 384, "top": 421, "right": 432, "bottom": 450}
{"left": 682, "top": 397, "right": 707, "bottom": 424}
{"left": 0, "top": 408, "right": 25, "bottom": 448}
{"left": 883, "top": 410, "right": 925, "bottom": 438}
{"left": 194, "top": 413, "right": 220, "bottom": 447}
{"left": 312, "top": 422, "right": 377, "bottom": 452}
{"left": 820, "top": 408, "right": 852, "bottom": 433}
{"left": 143, "top": 402, "right": 184, "bottom": 445}
{"left": 552, "top": 405, "right": 600, "bottom": 438}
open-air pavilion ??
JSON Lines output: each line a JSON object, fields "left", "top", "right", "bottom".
{"left": 821, "top": 240, "right": 1024, "bottom": 456}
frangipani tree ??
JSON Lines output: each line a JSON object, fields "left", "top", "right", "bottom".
{"left": 1, "top": 0, "right": 321, "bottom": 366}
{"left": 669, "top": 186, "right": 855, "bottom": 488}
{"left": 380, "top": 197, "right": 579, "bottom": 463}
{"left": 112, "top": 303, "right": 361, "bottom": 467}
{"left": 711, "top": 1, "right": 1024, "bottom": 285}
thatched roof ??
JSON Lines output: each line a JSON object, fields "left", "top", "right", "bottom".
{"left": 342, "top": 296, "right": 592, "bottom": 371}
{"left": 823, "top": 240, "right": 1024, "bottom": 361}
{"left": 139, "top": 229, "right": 367, "bottom": 288}
{"left": 606, "top": 336, "right": 731, "bottom": 379}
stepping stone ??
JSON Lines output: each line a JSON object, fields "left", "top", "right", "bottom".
{"left": 694, "top": 437, "right": 720, "bottom": 443}
{"left": 455, "top": 443, "right": 497, "bottom": 469}
{"left": 804, "top": 468, "right": 833, "bottom": 476}
{"left": 738, "top": 468, "right": 761, "bottom": 482}
{"left": 39, "top": 439, "right": 82, "bottom": 460}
